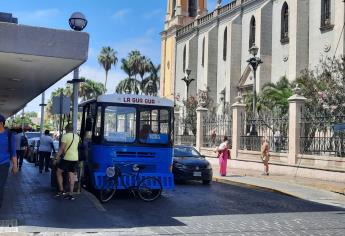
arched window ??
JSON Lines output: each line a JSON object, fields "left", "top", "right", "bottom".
{"left": 223, "top": 27, "right": 227, "bottom": 61}
{"left": 281, "top": 2, "right": 289, "bottom": 43}
{"left": 321, "top": 0, "right": 331, "bottom": 27}
{"left": 189, "top": 0, "right": 197, "bottom": 17}
{"left": 202, "top": 37, "right": 205, "bottom": 67}
{"left": 183, "top": 45, "right": 186, "bottom": 72}
{"left": 172, "top": 0, "right": 176, "bottom": 17}
{"left": 249, "top": 16, "right": 256, "bottom": 48}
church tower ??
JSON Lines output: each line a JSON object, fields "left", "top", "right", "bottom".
{"left": 160, "top": 0, "right": 207, "bottom": 99}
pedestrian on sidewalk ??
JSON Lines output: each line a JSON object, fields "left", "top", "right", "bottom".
{"left": 215, "top": 136, "right": 229, "bottom": 177}
{"left": 261, "top": 137, "right": 270, "bottom": 176}
{"left": 15, "top": 128, "right": 28, "bottom": 170}
{"left": 0, "top": 114, "right": 18, "bottom": 208}
{"left": 38, "top": 130, "right": 55, "bottom": 173}
{"left": 53, "top": 123, "right": 80, "bottom": 200}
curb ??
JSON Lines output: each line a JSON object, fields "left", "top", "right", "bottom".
{"left": 212, "top": 176, "right": 314, "bottom": 200}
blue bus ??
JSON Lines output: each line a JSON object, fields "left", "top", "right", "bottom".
{"left": 79, "top": 94, "right": 175, "bottom": 198}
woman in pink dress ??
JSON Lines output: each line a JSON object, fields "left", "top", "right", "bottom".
{"left": 215, "top": 136, "right": 229, "bottom": 176}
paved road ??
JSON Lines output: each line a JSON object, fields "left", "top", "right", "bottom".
{"left": 0, "top": 163, "right": 344, "bottom": 235}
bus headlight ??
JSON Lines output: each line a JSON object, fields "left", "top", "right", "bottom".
{"left": 106, "top": 167, "right": 115, "bottom": 178}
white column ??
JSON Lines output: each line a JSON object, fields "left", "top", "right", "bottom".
{"left": 72, "top": 68, "right": 80, "bottom": 133}
{"left": 231, "top": 96, "right": 246, "bottom": 159}
{"left": 196, "top": 107, "right": 208, "bottom": 151}
{"left": 287, "top": 93, "right": 306, "bottom": 165}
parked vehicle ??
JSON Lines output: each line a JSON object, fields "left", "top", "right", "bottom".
{"left": 25, "top": 132, "right": 41, "bottom": 139}
{"left": 27, "top": 137, "right": 40, "bottom": 164}
{"left": 78, "top": 94, "right": 175, "bottom": 202}
{"left": 173, "top": 145, "right": 213, "bottom": 185}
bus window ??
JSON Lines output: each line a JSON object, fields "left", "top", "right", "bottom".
{"left": 104, "top": 106, "right": 136, "bottom": 143}
{"left": 139, "top": 109, "right": 170, "bottom": 144}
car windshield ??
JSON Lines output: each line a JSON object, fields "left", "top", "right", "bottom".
{"left": 26, "top": 132, "right": 41, "bottom": 139}
{"left": 174, "top": 147, "right": 201, "bottom": 157}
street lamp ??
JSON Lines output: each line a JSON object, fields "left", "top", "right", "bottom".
{"left": 246, "top": 44, "right": 263, "bottom": 136}
{"left": 181, "top": 68, "right": 194, "bottom": 135}
{"left": 68, "top": 12, "right": 87, "bottom": 133}
{"left": 181, "top": 68, "right": 194, "bottom": 98}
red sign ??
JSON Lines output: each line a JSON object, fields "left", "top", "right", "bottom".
{"left": 123, "top": 97, "right": 156, "bottom": 105}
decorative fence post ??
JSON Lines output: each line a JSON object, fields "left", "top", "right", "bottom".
{"left": 287, "top": 88, "right": 306, "bottom": 165}
{"left": 231, "top": 95, "right": 246, "bottom": 159}
{"left": 196, "top": 89, "right": 209, "bottom": 151}
{"left": 196, "top": 107, "right": 208, "bottom": 151}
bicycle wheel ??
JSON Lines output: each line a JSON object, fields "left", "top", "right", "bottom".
{"left": 99, "top": 177, "right": 116, "bottom": 203}
{"left": 137, "top": 177, "right": 162, "bottom": 202}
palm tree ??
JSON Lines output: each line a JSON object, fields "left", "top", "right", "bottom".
{"left": 137, "top": 56, "right": 151, "bottom": 93}
{"left": 98, "top": 46, "right": 118, "bottom": 93}
{"left": 115, "top": 78, "right": 141, "bottom": 94}
{"left": 115, "top": 58, "right": 141, "bottom": 94}
{"left": 245, "top": 76, "right": 293, "bottom": 116}
{"left": 260, "top": 76, "right": 293, "bottom": 114}
{"left": 142, "top": 62, "right": 160, "bottom": 96}
{"left": 79, "top": 78, "right": 105, "bottom": 101}
{"left": 128, "top": 50, "right": 141, "bottom": 78}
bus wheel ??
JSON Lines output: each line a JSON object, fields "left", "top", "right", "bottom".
{"left": 99, "top": 177, "right": 116, "bottom": 203}
{"left": 137, "top": 177, "right": 162, "bottom": 202}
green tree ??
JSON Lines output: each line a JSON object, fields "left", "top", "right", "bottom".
{"left": 115, "top": 57, "right": 141, "bottom": 94}
{"left": 128, "top": 50, "right": 141, "bottom": 78}
{"left": 98, "top": 46, "right": 118, "bottom": 93}
{"left": 79, "top": 78, "right": 105, "bottom": 101}
{"left": 142, "top": 62, "right": 160, "bottom": 96}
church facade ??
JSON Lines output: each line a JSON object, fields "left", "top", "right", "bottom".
{"left": 160, "top": 0, "right": 345, "bottom": 112}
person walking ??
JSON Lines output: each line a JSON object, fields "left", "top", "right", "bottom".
{"left": 15, "top": 128, "right": 27, "bottom": 170}
{"left": 261, "top": 137, "right": 270, "bottom": 176}
{"left": 215, "top": 136, "right": 229, "bottom": 176}
{"left": 54, "top": 124, "right": 80, "bottom": 200}
{"left": 0, "top": 114, "right": 18, "bottom": 208}
{"left": 38, "top": 130, "right": 55, "bottom": 173}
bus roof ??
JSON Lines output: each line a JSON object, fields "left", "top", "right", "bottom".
{"left": 80, "top": 94, "right": 174, "bottom": 108}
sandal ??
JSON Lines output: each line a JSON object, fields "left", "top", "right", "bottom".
{"left": 55, "top": 191, "right": 67, "bottom": 197}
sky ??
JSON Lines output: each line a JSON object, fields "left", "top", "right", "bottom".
{"left": 1, "top": 0, "right": 231, "bottom": 114}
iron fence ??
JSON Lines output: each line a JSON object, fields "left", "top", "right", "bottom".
{"left": 300, "top": 109, "right": 345, "bottom": 157}
{"left": 174, "top": 116, "right": 196, "bottom": 146}
{"left": 240, "top": 112, "right": 289, "bottom": 152}
{"left": 202, "top": 113, "right": 232, "bottom": 148}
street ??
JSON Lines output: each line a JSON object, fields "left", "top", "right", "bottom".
{"left": 0, "top": 163, "right": 344, "bottom": 235}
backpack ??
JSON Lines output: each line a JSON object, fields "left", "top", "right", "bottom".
{"left": 20, "top": 135, "right": 28, "bottom": 148}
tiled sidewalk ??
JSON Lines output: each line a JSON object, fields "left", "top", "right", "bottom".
{"left": 207, "top": 157, "right": 345, "bottom": 208}
{"left": 0, "top": 161, "right": 115, "bottom": 232}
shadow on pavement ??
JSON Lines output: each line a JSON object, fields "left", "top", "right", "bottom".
{"left": 0, "top": 162, "right": 343, "bottom": 231}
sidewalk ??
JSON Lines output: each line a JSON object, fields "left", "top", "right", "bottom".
{"left": 207, "top": 157, "right": 345, "bottom": 209}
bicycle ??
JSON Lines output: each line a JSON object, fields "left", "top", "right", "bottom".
{"left": 99, "top": 163, "right": 162, "bottom": 203}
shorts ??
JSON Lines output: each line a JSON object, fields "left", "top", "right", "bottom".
{"left": 58, "top": 159, "right": 78, "bottom": 173}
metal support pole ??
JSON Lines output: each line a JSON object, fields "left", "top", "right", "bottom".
{"left": 21, "top": 108, "right": 25, "bottom": 130}
{"left": 39, "top": 92, "right": 46, "bottom": 136}
{"left": 72, "top": 68, "right": 80, "bottom": 133}
{"left": 252, "top": 68, "right": 257, "bottom": 117}
{"left": 59, "top": 92, "right": 63, "bottom": 145}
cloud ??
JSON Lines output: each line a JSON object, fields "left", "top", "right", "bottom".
{"left": 143, "top": 9, "right": 163, "bottom": 19}
{"left": 144, "top": 27, "right": 157, "bottom": 37}
{"left": 111, "top": 9, "right": 131, "bottom": 20}
{"left": 15, "top": 9, "right": 60, "bottom": 23}
{"left": 25, "top": 64, "right": 127, "bottom": 112}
